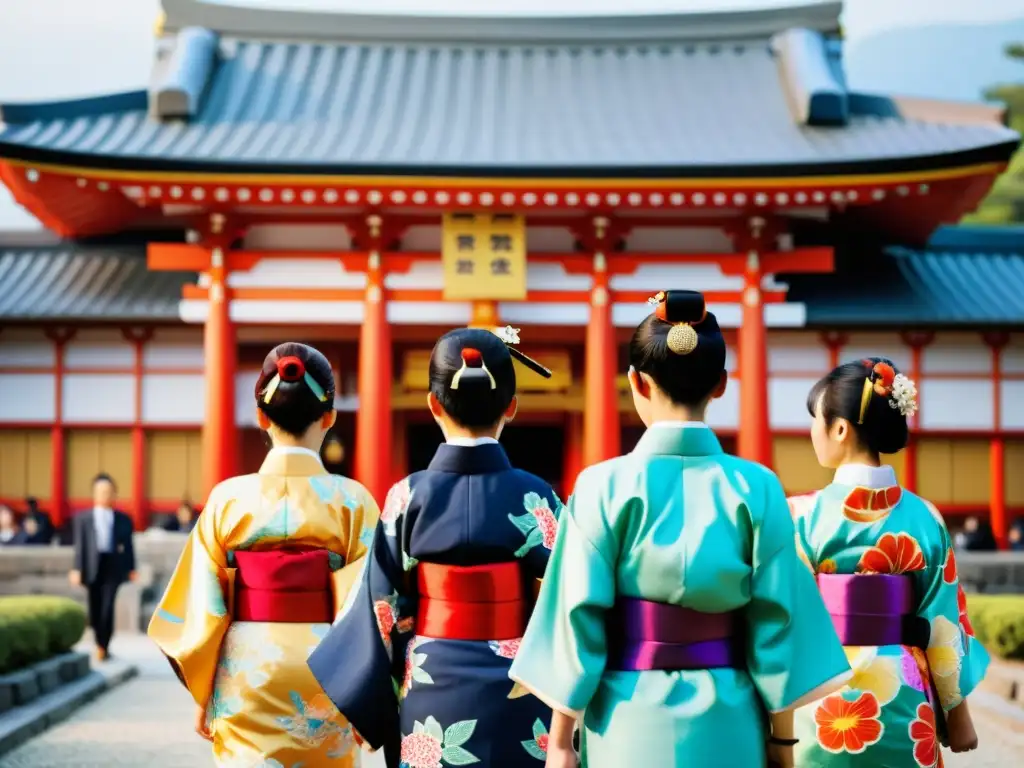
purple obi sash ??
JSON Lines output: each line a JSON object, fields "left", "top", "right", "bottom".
{"left": 605, "top": 598, "right": 743, "bottom": 671}
{"left": 818, "top": 574, "right": 929, "bottom": 648}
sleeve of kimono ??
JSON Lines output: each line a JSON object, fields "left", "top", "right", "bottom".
{"left": 146, "top": 484, "right": 234, "bottom": 709}
{"left": 788, "top": 493, "right": 821, "bottom": 574}
{"left": 331, "top": 482, "right": 381, "bottom": 616}
{"left": 915, "top": 505, "right": 990, "bottom": 711}
{"left": 308, "top": 479, "right": 416, "bottom": 754}
{"left": 509, "top": 467, "right": 615, "bottom": 718}
{"left": 517, "top": 478, "right": 566, "bottom": 581}
{"left": 747, "top": 470, "right": 852, "bottom": 712}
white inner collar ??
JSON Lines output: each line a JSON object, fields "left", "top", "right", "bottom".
{"left": 649, "top": 421, "right": 709, "bottom": 430}
{"left": 268, "top": 446, "right": 324, "bottom": 461}
{"left": 834, "top": 463, "right": 898, "bottom": 489}
{"left": 447, "top": 436, "right": 499, "bottom": 447}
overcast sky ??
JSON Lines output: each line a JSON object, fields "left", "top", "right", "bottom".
{"left": 1, "top": 0, "right": 1021, "bottom": 230}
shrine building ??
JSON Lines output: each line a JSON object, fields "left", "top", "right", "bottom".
{"left": 0, "top": 1, "right": 1022, "bottom": 543}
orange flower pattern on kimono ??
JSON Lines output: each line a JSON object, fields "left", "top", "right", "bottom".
{"left": 843, "top": 486, "right": 903, "bottom": 524}
{"left": 944, "top": 548, "right": 976, "bottom": 638}
{"left": 909, "top": 702, "right": 942, "bottom": 768}
{"left": 814, "top": 692, "right": 885, "bottom": 754}
{"left": 857, "top": 532, "right": 926, "bottom": 575}
{"left": 789, "top": 477, "right": 990, "bottom": 768}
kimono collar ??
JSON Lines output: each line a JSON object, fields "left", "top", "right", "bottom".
{"left": 428, "top": 442, "right": 512, "bottom": 475}
{"left": 632, "top": 422, "right": 723, "bottom": 457}
{"left": 833, "top": 463, "right": 897, "bottom": 489}
{"left": 446, "top": 436, "right": 499, "bottom": 447}
{"left": 259, "top": 446, "right": 325, "bottom": 477}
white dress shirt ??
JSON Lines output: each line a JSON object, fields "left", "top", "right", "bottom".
{"left": 93, "top": 507, "right": 115, "bottom": 554}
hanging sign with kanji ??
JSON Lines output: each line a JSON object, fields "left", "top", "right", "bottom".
{"left": 442, "top": 213, "right": 527, "bottom": 300}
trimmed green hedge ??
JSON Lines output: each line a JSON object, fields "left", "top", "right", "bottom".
{"left": 967, "top": 594, "right": 1024, "bottom": 661}
{"left": 0, "top": 596, "right": 87, "bottom": 674}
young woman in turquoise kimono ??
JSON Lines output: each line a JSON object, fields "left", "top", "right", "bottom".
{"left": 509, "top": 290, "right": 853, "bottom": 768}
{"left": 785, "top": 358, "right": 987, "bottom": 768}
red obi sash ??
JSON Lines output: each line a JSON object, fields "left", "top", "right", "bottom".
{"left": 416, "top": 562, "right": 527, "bottom": 641}
{"left": 817, "top": 574, "right": 928, "bottom": 648}
{"left": 605, "top": 598, "right": 744, "bottom": 671}
{"left": 233, "top": 549, "right": 334, "bottom": 624}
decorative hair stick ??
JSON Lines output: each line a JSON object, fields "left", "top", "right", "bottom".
{"left": 494, "top": 326, "right": 553, "bottom": 379}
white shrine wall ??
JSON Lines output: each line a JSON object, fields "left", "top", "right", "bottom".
{"left": 3, "top": 327, "right": 1020, "bottom": 433}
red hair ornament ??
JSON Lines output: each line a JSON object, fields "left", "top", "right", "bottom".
{"left": 262, "top": 354, "right": 329, "bottom": 404}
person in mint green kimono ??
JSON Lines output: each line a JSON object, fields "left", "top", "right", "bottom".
{"left": 509, "top": 290, "right": 852, "bottom": 768}
{"left": 786, "top": 358, "right": 987, "bottom": 768}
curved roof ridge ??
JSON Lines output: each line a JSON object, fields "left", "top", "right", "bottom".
{"left": 162, "top": 0, "right": 843, "bottom": 44}
{"left": 0, "top": 91, "right": 148, "bottom": 125}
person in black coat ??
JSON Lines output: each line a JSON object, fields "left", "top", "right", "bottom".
{"left": 24, "top": 496, "right": 54, "bottom": 544}
{"left": 0, "top": 504, "right": 27, "bottom": 546}
{"left": 68, "top": 473, "right": 136, "bottom": 661}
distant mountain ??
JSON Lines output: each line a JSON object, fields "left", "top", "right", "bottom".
{"left": 846, "top": 19, "right": 1024, "bottom": 102}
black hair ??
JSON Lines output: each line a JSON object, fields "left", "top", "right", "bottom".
{"left": 429, "top": 328, "right": 516, "bottom": 429}
{"left": 629, "top": 290, "right": 727, "bottom": 407}
{"left": 255, "top": 342, "right": 336, "bottom": 437}
{"left": 92, "top": 473, "right": 116, "bottom": 489}
{"left": 807, "top": 357, "right": 909, "bottom": 455}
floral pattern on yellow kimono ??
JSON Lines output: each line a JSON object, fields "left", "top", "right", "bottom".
{"left": 148, "top": 447, "right": 379, "bottom": 768}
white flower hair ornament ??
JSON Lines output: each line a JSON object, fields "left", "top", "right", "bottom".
{"left": 888, "top": 373, "right": 918, "bottom": 418}
{"left": 494, "top": 325, "right": 521, "bottom": 345}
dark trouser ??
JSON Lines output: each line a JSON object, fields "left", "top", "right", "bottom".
{"left": 87, "top": 554, "right": 120, "bottom": 651}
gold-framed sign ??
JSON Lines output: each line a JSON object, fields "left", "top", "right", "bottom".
{"left": 442, "top": 213, "right": 527, "bottom": 300}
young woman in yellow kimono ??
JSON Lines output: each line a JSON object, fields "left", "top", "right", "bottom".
{"left": 149, "top": 342, "right": 379, "bottom": 768}
{"left": 786, "top": 358, "right": 987, "bottom": 768}
{"left": 509, "top": 290, "right": 852, "bottom": 768}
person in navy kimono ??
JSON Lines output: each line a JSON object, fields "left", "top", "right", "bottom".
{"left": 309, "top": 326, "right": 560, "bottom": 768}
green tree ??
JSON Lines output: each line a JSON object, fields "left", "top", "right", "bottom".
{"left": 965, "top": 44, "right": 1024, "bottom": 224}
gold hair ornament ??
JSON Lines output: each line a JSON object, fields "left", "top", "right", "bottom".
{"left": 666, "top": 324, "right": 699, "bottom": 355}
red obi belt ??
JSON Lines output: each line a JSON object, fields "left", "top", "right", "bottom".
{"left": 232, "top": 548, "right": 334, "bottom": 624}
{"left": 416, "top": 562, "right": 528, "bottom": 641}
{"left": 818, "top": 574, "right": 928, "bottom": 648}
{"left": 605, "top": 599, "right": 743, "bottom": 671}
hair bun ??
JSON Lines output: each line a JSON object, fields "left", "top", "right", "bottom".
{"left": 653, "top": 290, "right": 707, "bottom": 325}
{"left": 276, "top": 355, "right": 305, "bottom": 382}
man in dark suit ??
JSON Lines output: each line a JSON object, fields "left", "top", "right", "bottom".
{"left": 69, "top": 473, "right": 136, "bottom": 661}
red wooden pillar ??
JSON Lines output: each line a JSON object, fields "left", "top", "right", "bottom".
{"left": 202, "top": 245, "right": 238, "bottom": 499}
{"left": 583, "top": 246, "right": 620, "bottom": 468}
{"left": 563, "top": 411, "right": 584, "bottom": 498}
{"left": 125, "top": 329, "right": 153, "bottom": 530}
{"left": 900, "top": 333, "right": 932, "bottom": 495}
{"left": 355, "top": 217, "right": 393, "bottom": 505}
{"left": 47, "top": 329, "right": 73, "bottom": 528}
{"left": 737, "top": 251, "right": 772, "bottom": 467}
{"left": 986, "top": 332, "right": 1010, "bottom": 548}
{"left": 821, "top": 331, "right": 847, "bottom": 370}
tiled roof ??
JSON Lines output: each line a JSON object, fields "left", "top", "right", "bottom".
{"left": 786, "top": 227, "right": 1024, "bottom": 327}
{"left": 0, "top": 19, "right": 1016, "bottom": 175}
{"left": 0, "top": 244, "right": 192, "bottom": 321}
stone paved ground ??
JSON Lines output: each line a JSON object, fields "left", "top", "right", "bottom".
{"left": 1, "top": 636, "right": 1020, "bottom": 767}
